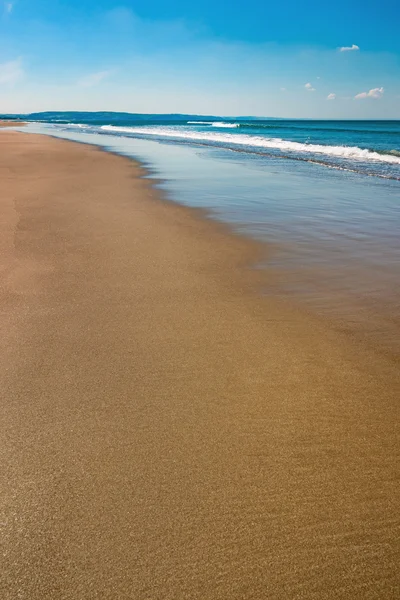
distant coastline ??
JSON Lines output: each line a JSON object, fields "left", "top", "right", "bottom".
{"left": 2, "top": 111, "right": 399, "bottom": 122}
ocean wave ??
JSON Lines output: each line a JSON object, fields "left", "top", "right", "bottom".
{"left": 187, "top": 120, "right": 400, "bottom": 135}
{"left": 64, "top": 123, "right": 89, "bottom": 129}
{"left": 100, "top": 125, "right": 400, "bottom": 165}
{"left": 211, "top": 122, "right": 240, "bottom": 128}
{"left": 238, "top": 123, "right": 400, "bottom": 135}
{"left": 187, "top": 121, "right": 240, "bottom": 128}
{"left": 187, "top": 121, "right": 239, "bottom": 128}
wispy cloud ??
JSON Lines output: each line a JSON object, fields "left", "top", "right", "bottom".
{"left": 339, "top": 44, "right": 360, "bottom": 52}
{"left": 327, "top": 93, "right": 336, "bottom": 100}
{"left": 0, "top": 58, "right": 23, "bottom": 85}
{"left": 3, "top": 2, "right": 13, "bottom": 14}
{"left": 354, "top": 87, "right": 384, "bottom": 99}
{"left": 77, "top": 70, "right": 112, "bottom": 87}
{"left": 280, "top": 87, "right": 286, "bottom": 91}
{"left": 305, "top": 82, "right": 316, "bottom": 91}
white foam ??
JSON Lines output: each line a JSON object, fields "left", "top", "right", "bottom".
{"left": 100, "top": 125, "right": 400, "bottom": 165}
{"left": 65, "top": 123, "right": 88, "bottom": 129}
{"left": 211, "top": 122, "right": 239, "bottom": 128}
{"left": 186, "top": 121, "right": 239, "bottom": 128}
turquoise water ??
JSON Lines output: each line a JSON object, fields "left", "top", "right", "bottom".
{"left": 16, "top": 112, "right": 400, "bottom": 180}
{"left": 10, "top": 114, "right": 400, "bottom": 353}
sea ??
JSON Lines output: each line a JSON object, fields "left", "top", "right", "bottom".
{"left": 6, "top": 112, "right": 400, "bottom": 355}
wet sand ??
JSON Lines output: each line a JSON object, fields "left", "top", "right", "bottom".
{"left": 1, "top": 130, "right": 399, "bottom": 599}
{"left": 0, "top": 121, "right": 27, "bottom": 127}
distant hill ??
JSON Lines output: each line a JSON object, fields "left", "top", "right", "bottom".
{"left": 22, "top": 111, "right": 282, "bottom": 122}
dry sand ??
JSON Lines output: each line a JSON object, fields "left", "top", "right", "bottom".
{"left": 1, "top": 130, "right": 399, "bottom": 599}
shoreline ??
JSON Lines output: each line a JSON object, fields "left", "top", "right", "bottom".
{"left": 25, "top": 122, "right": 400, "bottom": 360}
{"left": 1, "top": 130, "right": 399, "bottom": 599}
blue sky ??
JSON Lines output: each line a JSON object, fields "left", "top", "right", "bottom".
{"left": 1, "top": 0, "right": 399, "bottom": 117}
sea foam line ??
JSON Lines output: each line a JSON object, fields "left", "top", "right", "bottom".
{"left": 211, "top": 122, "right": 239, "bottom": 128}
{"left": 186, "top": 121, "right": 239, "bottom": 127}
{"left": 100, "top": 125, "right": 400, "bottom": 165}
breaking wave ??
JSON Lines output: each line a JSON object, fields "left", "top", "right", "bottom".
{"left": 100, "top": 125, "right": 400, "bottom": 165}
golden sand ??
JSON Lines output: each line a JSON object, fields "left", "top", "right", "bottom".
{"left": 1, "top": 131, "right": 399, "bottom": 599}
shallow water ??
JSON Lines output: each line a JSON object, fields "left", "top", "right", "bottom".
{"left": 21, "top": 122, "right": 400, "bottom": 355}
{"left": 19, "top": 113, "right": 400, "bottom": 180}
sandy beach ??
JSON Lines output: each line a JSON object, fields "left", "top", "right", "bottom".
{"left": 0, "top": 121, "right": 27, "bottom": 128}
{"left": 1, "top": 130, "right": 399, "bottom": 599}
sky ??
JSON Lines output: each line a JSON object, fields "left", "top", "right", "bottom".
{"left": 0, "top": 0, "right": 399, "bottom": 118}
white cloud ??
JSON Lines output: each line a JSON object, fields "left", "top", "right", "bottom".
{"left": 0, "top": 58, "right": 23, "bottom": 85}
{"left": 339, "top": 44, "right": 360, "bottom": 52}
{"left": 305, "top": 82, "right": 316, "bottom": 91}
{"left": 354, "top": 87, "right": 384, "bottom": 99}
{"left": 327, "top": 93, "right": 336, "bottom": 100}
{"left": 280, "top": 87, "right": 286, "bottom": 91}
{"left": 4, "top": 2, "right": 13, "bottom": 14}
{"left": 77, "top": 70, "right": 112, "bottom": 87}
